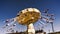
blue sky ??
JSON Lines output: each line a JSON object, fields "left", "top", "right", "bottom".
{"left": 0, "top": 0, "right": 60, "bottom": 34}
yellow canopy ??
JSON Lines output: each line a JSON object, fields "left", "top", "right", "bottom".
{"left": 16, "top": 8, "right": 41, "bottom": 25}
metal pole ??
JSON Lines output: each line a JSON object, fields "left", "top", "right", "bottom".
{"left": 51, "top": 22, "right": 54, "bottom": 32}
{"left": 27, "top": 25, "right": 28, "bottom": 34}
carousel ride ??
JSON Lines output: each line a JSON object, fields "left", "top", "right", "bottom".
{"left": 1, "top": 8, "right": 55, "bottom": 34}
